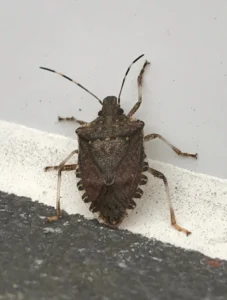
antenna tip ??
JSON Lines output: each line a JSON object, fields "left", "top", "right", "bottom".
{"left": 134, "top": 54, "right": 145, "bottom": 63}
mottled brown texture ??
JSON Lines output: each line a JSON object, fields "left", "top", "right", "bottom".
{"left": 76, "top": 96, "right": 146, "bottom": 226}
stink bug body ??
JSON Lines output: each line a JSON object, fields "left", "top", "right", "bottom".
{"left": 40, "top": 55, "right": 197, "bottom": 235}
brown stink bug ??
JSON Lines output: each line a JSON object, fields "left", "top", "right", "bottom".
{"left": 40, "top": 54, "right": 197, "bottom": 235}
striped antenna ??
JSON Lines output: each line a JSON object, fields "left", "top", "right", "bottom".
{"left": 117, "top": 54, "right": 145, "bottom": 105}
{"left": 39, "top": 67, "right": 103, "bottom": 105}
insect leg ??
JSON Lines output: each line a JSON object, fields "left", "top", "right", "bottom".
{"left": 127, "top": 60, "right": 150, "bottom": 118}
{"left": 45, "top": 164, "right": 77, "bottom": 172}
{"left": 44, "top": 150, "right": 78, "bottom": 172}
{"left": 58, "top": 116, "right": 87, "bottom": 126}
{"left": 45, "top": 150, "right": 78, "bottom": 222}
{"left": 148, "top": 167, "right": 191, "bottom": 236}
{"left": 144, "top": 134, "right": 197, "bottom": 158}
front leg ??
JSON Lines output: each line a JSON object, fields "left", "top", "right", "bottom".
{"left": 58, "top": 116, "right": 87, "bottom": 126}
{"left": 127, "top": 60, "right": 150, "bottom": 118}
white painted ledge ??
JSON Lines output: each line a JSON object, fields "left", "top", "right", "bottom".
{"left": 0, "top": 120, "right": 227, "bottom": 260}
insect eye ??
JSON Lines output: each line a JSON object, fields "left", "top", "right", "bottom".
{"left": 117, "top": 108, "right": 124, "bottom": 115}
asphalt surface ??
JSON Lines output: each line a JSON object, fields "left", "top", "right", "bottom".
{"left": 0, "top": 191, "right": 226, "bottom": 300}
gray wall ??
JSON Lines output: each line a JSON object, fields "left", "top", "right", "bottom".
{"left": 1, "top": 0, "right": 227, "bottom": 178}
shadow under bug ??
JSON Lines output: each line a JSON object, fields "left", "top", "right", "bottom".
{"left": 40, "top": 54, "right": 197, "bottom": 236}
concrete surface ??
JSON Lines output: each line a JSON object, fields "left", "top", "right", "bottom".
{"left": 1, "top": 0, "right": 227, "bottom": 178}
{"left": 0, "top": 191, "right": 226, "bottom": 300}
{"left": 0, "top": 120, "right": 227, "bottom": 260}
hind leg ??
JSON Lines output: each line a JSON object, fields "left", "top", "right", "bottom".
{"left": 148, "top": 167, "right": 191, "bottom": 236}
{"left": 127, "top": 60, "right": 150, "bottom": 118}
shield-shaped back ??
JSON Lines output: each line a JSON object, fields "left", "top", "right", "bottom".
{"left": 76, "top": 110, "right": 146, "bottom": 226}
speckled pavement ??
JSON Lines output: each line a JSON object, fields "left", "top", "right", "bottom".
{"left": 0, "top": 191, "right": 226, "bottom": 300}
